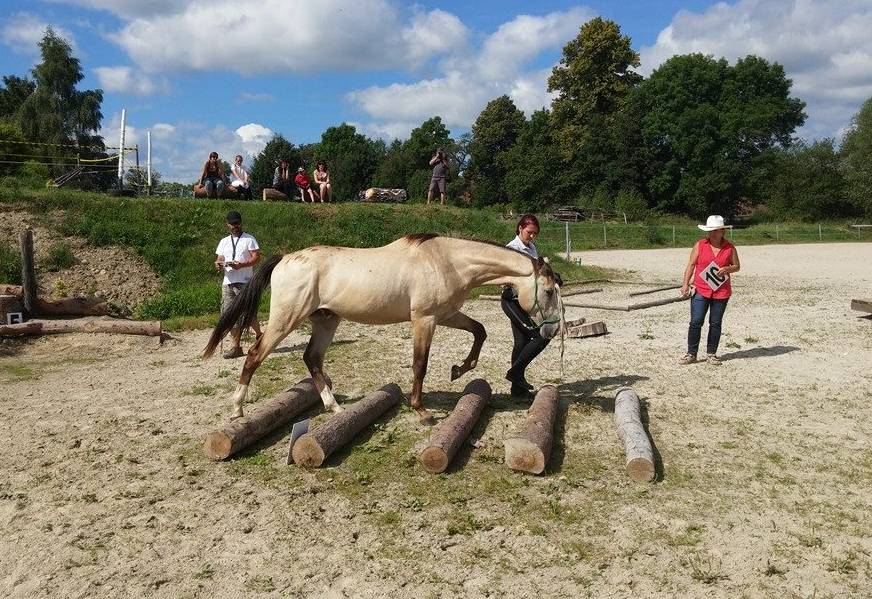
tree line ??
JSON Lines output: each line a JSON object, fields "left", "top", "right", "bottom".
{"left": 2, "top": 22, "right": 871, "bottom": 220}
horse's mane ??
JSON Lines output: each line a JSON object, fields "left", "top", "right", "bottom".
{"left": 402, "top": 233, "right": 541, "bottom": 270}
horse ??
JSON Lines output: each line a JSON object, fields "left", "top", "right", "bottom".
{"left": 203, "top": 234, "right": 563, "bottom": 423}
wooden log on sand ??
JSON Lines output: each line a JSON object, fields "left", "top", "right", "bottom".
{"left": 293, "top": 383, "right": 403, "bottom": 467}
{"left": 262, "top": 187, "right": 289, "bottom": 201}
{"left": 851, "top": 298, "right": 872, "bottom": 314}
{"left": 614, "top": 388, "right": 655, "bottom": 483}
{"left": 419, "top": 379, "right": 491, "bottom": 474}
{"left": 0, "top": 285, "right": 107, "bottom": 317}
{"left": 19, "top": 230, "right": 37, "bottom": 317}
{"left": 358, "top": 188, "right": 408, "bottom": 203}
{"left": 204, "top": 377, "right": 322, "bottom": 460}
{"left": 628, "top": 284, "right": 682, "bottom": 297}
{"left": 504, "top": 385, "right": 559, "bottom": 474}
{"left": 563, "top": 295, "right": 689, "bottom": 311}
{"left": 192, "top": 183, "right": 239, "bottom": 199}
{"left": 567, "top": 321, "right": 607, "bottom": 338}
{"left": 0, "top": 318, "right": 162, "bottom": 338}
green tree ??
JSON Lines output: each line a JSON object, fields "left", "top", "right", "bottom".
{"left": 548, "top": 17, "right": 642, "bottom": 169}
{"left": 249, "top": 134, "right": 300, "bottom": 192}
{"left": 762, "top": 140, "right": 848, "bottom": 220}
{"left": 0, "top": 75, "right": 35, "bottom": 121}
{"left": 466, "top": 95, "right": 525, "bottom": 206}
{"left": 373, "top": 139, "right": 407, "bottom": 189}
{"left": 636, "top": 53, "right": 805, "bottom": 217}
{"left": 841, "top": 97, "right": 872, "bottom": 218}
{"left": 315, "top": 123, "right": 385, "bottom": 201}
{"left": 503, "top": 109, "right": 563, "bottom": 211}
{"left": 0, "top": 122, "right": 33, "bottom": 176}
{"left": 373, "top": 117, "right": 454, "bottom": 201}
{"left": 17, "top": 28, "right": 104, "bottom": 152}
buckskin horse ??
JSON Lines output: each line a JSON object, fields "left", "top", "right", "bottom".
{"left": 203, "top": 234, "right": 563, "bottom": 423}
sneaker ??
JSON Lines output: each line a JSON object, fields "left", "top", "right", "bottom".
{"left": 679, "top": 354, "right": 696, "bottom": 365}
{"left": 510, "top": 384, "right": 533, "bottom": 398}
{"left": 223, "top": 346, "right": 244, "bottom": 359}
{"left": 706, "top": 353, "right": 722, "bottom": 365}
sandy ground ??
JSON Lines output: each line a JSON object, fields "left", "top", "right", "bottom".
{"left": 1, "top": 243, "right": 871, "bottom": 598}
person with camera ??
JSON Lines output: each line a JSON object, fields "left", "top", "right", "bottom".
{"left": 427, "top": 147, "right": 449, "bottom": 205}
{"left": 214, "top": 211, "right": 262, "bottom": 358}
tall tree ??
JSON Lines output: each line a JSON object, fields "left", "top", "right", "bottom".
{"left": 841, "top": 96, "right": 872, "bottom": 218}
{"left": 0, "top": 75, "right": 35, "bottom": 121}
{"left": 315, "top": 123, "right": 384, "bottom": 201}
{"left": 466, "top": 95, "right": 525, "bottom": 206}
{"left": 249, "top": 134, "right": 300, "bottom": 191}
{"left": 548, "top": 17, "right": 643, "bottom": 182}
{"left": 762, "top": 140, "right": 849, "bottom": 220}
{"left": 17, "top": 28, "right": 104, "bottom": 151}
{"left": 503, "top": 109, "right": 563, "bottom": 211}
{"left": 636, "top": 53, "right": 805, "bottom": 217}
{"left": 373, "top": 117, "right": 453, "bottom": 200}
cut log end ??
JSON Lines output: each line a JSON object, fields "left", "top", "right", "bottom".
{"left": 419, "top": 446, "right": 449, "bottom": 474}
{"left": 204, "top": 431, "right": 233, "bottom": 461}
{"left": 504, "top": 438, "right": 545, "bottom": 474}
{"left": 626, "top": 457, "right": 655, "bottom": 482}
{"left": 291, "top": 436, "right": 326, "bottom": 468}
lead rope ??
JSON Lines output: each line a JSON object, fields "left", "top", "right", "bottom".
{"left": 557, "top": 284, "right": 566, "bottom": 381}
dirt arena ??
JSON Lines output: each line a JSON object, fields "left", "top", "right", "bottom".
{"left": 2, "top": 243, "right": 870, "bottom": 598}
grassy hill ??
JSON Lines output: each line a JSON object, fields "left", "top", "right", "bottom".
{"left": 0, "top": 188, "right": 600, "bottom": 325}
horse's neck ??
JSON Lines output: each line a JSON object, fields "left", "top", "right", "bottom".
{"left": 454, "top": 241, "right": 534, "bottom": 288}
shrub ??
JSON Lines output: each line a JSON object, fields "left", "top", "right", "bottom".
{"left": 43, "top": 242, "right": 75, "bottom": 271}
{"left": 0, "top": 241, "right": 22, "bottom": 284}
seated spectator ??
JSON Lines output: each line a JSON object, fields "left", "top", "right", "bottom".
{"left": 272, "top": 158, "right": 293, "bottom": 198}
{"left": 295, "top": 167, "right": 317, "bottom": 203}
{"left": 230, "top": 154, "right": 253, "bottom": 201}
{"left": 313, "top": 160, "right": 331, "bottom": 203}
{"left": 200, "top": 151, "right": 228, "bottom": 198}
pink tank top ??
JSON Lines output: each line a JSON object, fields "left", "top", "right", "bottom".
{"left": 693, "top": 239, "right": 734, "bottom": 299}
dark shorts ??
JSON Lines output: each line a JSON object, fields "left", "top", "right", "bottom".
{"left": 429, "top": 177, "right": 446, "bottom": 194}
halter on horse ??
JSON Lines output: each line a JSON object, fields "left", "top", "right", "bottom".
{"left": 204, "top": 234, "right": 563, "bottom": 423}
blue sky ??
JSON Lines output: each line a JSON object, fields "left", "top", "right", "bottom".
{"left": 2, "top": 0, "right": 871, "bottom": 182}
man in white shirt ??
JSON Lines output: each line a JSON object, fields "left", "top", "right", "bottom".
{"left": 230, "top": 154, "right": 252, "bottom": 201}
{"left": 214, "top": 211, "right": 262, "bottom": 358}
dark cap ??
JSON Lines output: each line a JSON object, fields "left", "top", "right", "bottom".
{"left": 226, "top": 210, "right": 242, "bottom": 224}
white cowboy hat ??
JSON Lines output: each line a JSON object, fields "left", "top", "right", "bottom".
{"left": 698, "top": 215, "right": 733, "bottom": 231}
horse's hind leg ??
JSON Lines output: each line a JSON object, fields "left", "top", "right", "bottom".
{"left": 439, "top": 311, "right": 487, "bottom": 381}
{"left": 410, "top": 314, "right": 437, "bottom": 424}
{"left": 304, "top": 309, "right": 342, "bottom": 412}
{"left": 229, "top": 309, "right": 310, "bottom": 418}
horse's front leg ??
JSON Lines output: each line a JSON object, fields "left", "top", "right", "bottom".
{"left": 304, "top": 309, "right": 342, "bottom": 413}
{"left": 439, "top": 311, "right": 487, "bottom": 381}
{"left": 410, "top": 314, "right": 437, "bottom": 425}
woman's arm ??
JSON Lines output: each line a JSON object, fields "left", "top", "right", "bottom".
{"left": 199, "top": 161, "right": 208, "bottom": 184}
{"left": 429, "top": 155, "right": 440, "bottom": 166}
{"left": 680, "top": 241, "right": 699, "bottom": 297}
{"left": 717, "top": 248, "right": 740, "bottom": 277}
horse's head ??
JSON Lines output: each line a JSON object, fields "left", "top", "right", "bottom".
{"left": 516, "top": 257, "right": 563, "bottom": 339}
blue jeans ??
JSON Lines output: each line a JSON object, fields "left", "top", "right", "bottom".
{"left": 204, "top": 177, "right": 225, "bottom": 198}
{"left": 687, "top": 293, "right": 729, "bottom": 356}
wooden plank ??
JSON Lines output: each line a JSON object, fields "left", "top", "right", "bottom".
{"left": 567, "top": 321, "right": 607, "bottom": 338}
{"left": 851, "top": 298, "right": 872, "bottom": 314}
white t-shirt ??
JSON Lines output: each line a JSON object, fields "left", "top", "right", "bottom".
{"left": 506, "top": 235, "right": 538, "bottom": 259}
{"left": 230, "top": 163, "right": 250, "bottom": 187}
{"left": 216, "top": 232, "right": 259, "bottom": 285}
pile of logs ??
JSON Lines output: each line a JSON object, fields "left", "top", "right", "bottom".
{"left": 358, "top": 188, "right": 407, "bottom": 203}
{"left": 0, "top": 230, "right": 162, "bottom": 339}
{"left": 192, "top": 183, "right": 240, "bottom": 199}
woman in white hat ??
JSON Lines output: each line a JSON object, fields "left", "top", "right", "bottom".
{"left": 679, "top": 215, "right": 741, "bottom": 365}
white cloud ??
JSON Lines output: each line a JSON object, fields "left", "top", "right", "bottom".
{"left": 94, "top": 66, "right": 170, "bottom": 95}
{"left": 100, "top": 113, "right": 274, "bottom": 182}
{"left": 108, "top": 0, "right": 464, "bottom": 75}
{"left": 639, "top": 0, "right": 872, "bottom": 140}
{"left": 347, "top": 9, "right": 592, "bottom": 135}
{"left": 46, "top": 0, "right": 188, "bottom": 18}
{"left": 0, "top": 12, "right": 78, "bottom": 55}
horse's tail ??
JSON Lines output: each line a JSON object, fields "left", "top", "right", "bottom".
{"left": 203, "top": 254, "right": 283, "bottom": 358}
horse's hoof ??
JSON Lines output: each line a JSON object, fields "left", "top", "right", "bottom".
{"left": 231, "top": 409, "right": 244, "bottom": 420}
{"left": 415, "top": 408, "right": 436, "bottom": 426}
{"left": 330, "top": 403, "right": 344, "bottom": 413}
{"left": 450, "top": 365, "right": 462, "bottom": 381}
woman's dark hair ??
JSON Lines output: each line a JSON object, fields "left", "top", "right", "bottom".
{"left": 209, "top": 151, "right": 219, "bottom": 159}
{"left": 317, "top": 160, "right": 327, "bottom": 169}
{"left": 516, "top": 214, "right": 540, "bottom": 234}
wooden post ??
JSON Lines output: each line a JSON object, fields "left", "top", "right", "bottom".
{"left": 818, "top": 224, "right": 822, "bottom": 241}
{"left": 614, "top": 388, "right": 655, "bottom": 482}
{"left": 419, "top": 378, "right": 491, "bottom": 474}
{"left": 672, "top": 225, "right": 675, "bottom": 245}
{"left": 292, "top": 383, "right": 403, "bottom": 467}
{"left": 504, "top": 385, "right": 559, "bottom": 474}
{"left": 603, "top": 222, "right": 607, "bottom": 247}
{"left": 19, "top": 230, "right": 37, "bottom": 317}
{"left": 565, "top": 221, "right": 570, "bottom": 261}
{"left": 0, "top": 318, "right": 162, "bottom": 337}
{"left": 204, "top": 378, "right": 322, "bottom": 460}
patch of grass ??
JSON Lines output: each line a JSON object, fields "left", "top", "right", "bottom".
{"left": 0, "top": 362, "right": 39, "bottom": 382}
{"left": 376, "top": 510, "right": 400, "bottom": 527}
{"left": 244, "top": 575, "right": 275, "bottom": 593}
{"left": 447, "top": 512, "right": 484, "bottom": 536}
{"left": 763, "top": 560, "right": 788, "bottom": 577}
{"left": 188, "top": 384, "right": 219, "bottom": 396}
{"left": 744, "top": 336, "right": 759, "bottom": 344}
{"left": 686, "top": 553, "right": 728, "bottom": 584}
{"left": 0, "top": 240, "right": 21, "bottom": 284}
{"left": 826, "top": 550, "right": 858, "bottom": 575}
{"left": 638, "top": 331, "right": 655, "bottom": 340}
{"left": 194, "top": 564, "right": 216, "bottom": 580}
{"left": 724, "top": 341, "right": 741, "bottom": 349}
{"left": 43, "top": 241, "right": 75, "bottom": 271}
{"left": 670, "top": 524, "right": 704, "bottom": 547}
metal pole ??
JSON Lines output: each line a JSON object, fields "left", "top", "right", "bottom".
{"left": 565, "top": 221, "right": 570, "bottom": 261}
{"left": 603, "top": 222, "right": 607, "bottom": 247}
{"left": 776, "top": 223, "right": 779, "bottom": 241}
{"left": 818, "top": 223, "right": 821, "bottom": 241}
{"left": 146, "top": 130, "right": 152, "bottom": 194}
{"left": 672, "top": 225, "right": 675, "bottom": 246}
{"left": 134, "top": 144, "right": 140, "bottom": 192}
{"left": 116, "top": 108, "right": 126, "bottom": 189}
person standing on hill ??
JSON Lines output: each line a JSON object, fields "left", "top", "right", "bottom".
{"left": 214, "top": 211, "right": 262, "bottom": 359}
{"left": 230, "top": 154, "right": 252, "bottom": 201}
{"left": 679, "top": 215, "right": 741, "bottom": 366}
{"left": 427, "top": 147, "right": 449, "bottom": 205}
{"left": 200, "top": 151, "right": 228, "bottom": 198}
